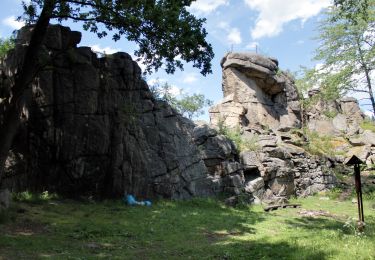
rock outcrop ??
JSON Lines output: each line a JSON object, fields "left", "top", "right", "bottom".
{"left": 306, "top": 89, "right": 364, "bottom": 135}
{"left": 210, "top": 52, "right": 301, "bottom": 132}
{"left": 209, "top": 52, "right": 338, "bottom": 202}
{"left": 1, "top": 25, "right": 219, "bottom": 199}
{"left": 3, "top": 26, "right": 371, "bottom": 204}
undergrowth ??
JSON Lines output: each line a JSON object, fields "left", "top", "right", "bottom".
{"left": 217, "top": 118, "right": 259, "bottom": 152}
{"left": 302, "top": 128, "right": 347, "bottom": 157}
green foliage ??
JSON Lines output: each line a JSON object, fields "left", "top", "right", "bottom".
{"left": 0, "top": 38, "right": 15, "bottom": 59}
{"left": 174, "top": 93, "right": 213, "bottom": 120}
{"left": 217, "top": 122, "right": 259, "bottom": 152}
{"left": 21, "top": 0, "right": 214, "bottom": 75}
{"left": 297, "top": 0, "right": 375, "bottom": 115}
{"left": 12, "top": 191, "right": 58, "bottom": 203}
{"left": 151, "top": 81, "right": 213, "bottom": 119}
{"left": 302, "top": 128, "right": 344, "bottom": 157}
{"left": 360, "top": 117, "right": 375, "bottom": 132}
{"left": 323, "top": 109, "right": 339, "bottom": 119}
{"left": 1, "top": 197, "right": 375, "bottom": 259}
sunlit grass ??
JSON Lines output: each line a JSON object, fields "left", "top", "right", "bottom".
{"left": 0, "top": 194, "right": 374, "bottom": 259}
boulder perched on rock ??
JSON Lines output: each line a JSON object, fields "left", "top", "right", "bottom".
{"left": 210, "top": 52, "right": 301, "bottom": 132}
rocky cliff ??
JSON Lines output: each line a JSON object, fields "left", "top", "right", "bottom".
{"left": 1, "top": 25, "right": 218, "bottom": 199}
{"left": 2, "top": 25, "right": 373, "bottom": 203}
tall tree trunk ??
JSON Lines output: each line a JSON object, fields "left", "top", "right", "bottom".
{"left": 356, "top": 37, "right": 375, "bottom": 117}
{"left": 363, "top": 68, "right": 375, "bottom": 117}
{"left": 0, "top": 0, "right": 56, "bottom": 184}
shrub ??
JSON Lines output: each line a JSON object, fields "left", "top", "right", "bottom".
{"left": 302, "top": 128, "right": 345, "bottom": 157}
{"left": 220, "top": 126, "right": 259, "bottom": 153}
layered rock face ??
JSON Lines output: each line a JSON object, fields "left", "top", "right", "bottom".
{"left": 210, "top": 53, "right": 301, "bottom": 132}
{"left": 209, "top": 52, "right": 337, "bottom": 201}
{"left": 1, "top": 25, "right": 216, "bottom": 199}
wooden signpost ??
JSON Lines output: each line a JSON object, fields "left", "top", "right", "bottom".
{"left": 344, "top": 155, "right": 365, "bottom": 231}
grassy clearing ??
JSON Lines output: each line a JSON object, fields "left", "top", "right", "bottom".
{"left": 0, "top": 194, "right": 375, "bottom": 259}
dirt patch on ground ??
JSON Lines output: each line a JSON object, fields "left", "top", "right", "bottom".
{"left": 298, "top": 209, "right": 338, "bottom": 219}
{"left": 1, "top": 218, "right": 49, "bottom": 236}
{"left": 202, "top": 229, "right": 243, "bottom": 243}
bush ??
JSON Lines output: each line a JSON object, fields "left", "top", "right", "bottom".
{"left": 302, "top": 128, "right": 346, "bottom": 157}
{"left": 219, "top": 125, "right": 259, "bottom": 153}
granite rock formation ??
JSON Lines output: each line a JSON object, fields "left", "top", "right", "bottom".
{"left": 3, "top": 26, "right": 371, "bottom": 203}
{"left": 1, "top": 25, "right": 219, "bottom": 199}
{"left": 209, "top": 52, "right": 338, "bottom": 202}
{"left": 209, "top": 52, "right": 301, "bottom": 132}
{"left": 306, "top": 88, "right": 364, "bottom": 136}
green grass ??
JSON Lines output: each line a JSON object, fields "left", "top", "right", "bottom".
{"left": 361, "top": 118, "right": 375, "bottom": 132}
{"left": 1, "top": 195, "right": 375, "bottom": 259}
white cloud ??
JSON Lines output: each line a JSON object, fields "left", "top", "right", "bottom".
{"left": 228, "top": 28, "right": 242, "bottom": 45}
{"left": 2, "top": 16, "right": 24, "bottom": 30}
{"left": 244, "top": 0, "right": 331, "bottom": 39}
{"left": 182, "top": 73, "right": 199, "bottom": 84}
{"left": 90, "top": 44, "right": 120, "bottom": 54}
{"left": 296, "top": 40, "right": 305, "bottom": 45}
{"left": 188, "top": 0, "right": 229, "bottom": 15}
{"left": 216, "top": 22, "right": 242, "bottom": 45}
{"left": 245, "top": 41, "right": 259, "bottom": 50}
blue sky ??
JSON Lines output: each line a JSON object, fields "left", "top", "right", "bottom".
{"left": 0, "top": 0, "right": 350, "bottom": 120}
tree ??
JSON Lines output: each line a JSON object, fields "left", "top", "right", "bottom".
{"left": 151, "top": 81, "right": 213, "bottom": 119}
{"left": 300, "top": 0, "right": 375, "bottom": 115}
{"left": 0, "top": 0, "right": 214, "bottom": 183}
{"left": 0, "top": 38, "right": 15, "bottom": 59}
{"left": 174, "top": 93, "right": 213, "bottom": 119}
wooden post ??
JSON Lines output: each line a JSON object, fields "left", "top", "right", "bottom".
{"left": 344, "top": 155, "right": 365, "bottom": 231}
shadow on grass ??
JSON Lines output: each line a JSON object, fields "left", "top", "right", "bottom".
{"left": 0, "top": 198, "right": 333, "bottom": 259}
{"left": 284, "top": 214, "right": 375, "bottom": 238}
{"left": 208, "top": 239, "right": 329, "bottom": 260}
{"left": 285, "top": 217, "right": 344, "bottom": 232}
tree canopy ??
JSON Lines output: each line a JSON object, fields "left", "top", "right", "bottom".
{"left": 298, "top": 0, "right": 375, "bottom": 116}
{"left": 20, "top": 0, "right": 214, "bottom": 75}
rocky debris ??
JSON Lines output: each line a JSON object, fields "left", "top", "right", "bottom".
{"left": 1, "top": 25, "right": 216, "bottom": 199}
{"left": 210, "top": 52, "right": 301, "bottom": 132}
